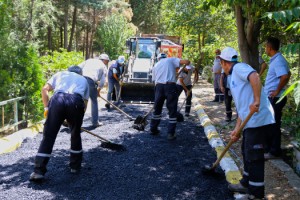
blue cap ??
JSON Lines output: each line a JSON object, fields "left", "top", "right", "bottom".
{"left": 68, "top": 65, "right": 82, "bottom": 75}
{"left": 117, "top": 56, "right": 125, "bottom": 64}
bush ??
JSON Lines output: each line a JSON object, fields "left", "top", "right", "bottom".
{"left": 202, "top": 65, "right": 213, "bottom": 83}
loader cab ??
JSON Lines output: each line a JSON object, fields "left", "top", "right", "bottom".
{"left": 121, "top": 37, "right": 161, "bottom": 103}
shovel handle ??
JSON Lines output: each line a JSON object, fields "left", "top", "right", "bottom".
{"left": 99, "top": 95, "right": 133, "bottom": 120}
{"left": 211, "top": 111, "right": 255, "bottom": 169}
{"left": 81, "top": 127, "right": 111, "bottom": 143}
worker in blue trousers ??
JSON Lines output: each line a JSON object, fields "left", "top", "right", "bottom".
{"left": 30, "top": 66, "right": 89, "bottom": 182}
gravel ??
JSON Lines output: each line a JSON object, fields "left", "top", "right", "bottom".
{"left": 0, "top": 101, "right": 234, "bottom": 200}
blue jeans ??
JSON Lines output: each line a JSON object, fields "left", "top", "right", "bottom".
{"left": 107, "top": 79, "right": 120, "bottom": 102}
{"left": 86, "top": 77, "right": 99, "bottom": 125}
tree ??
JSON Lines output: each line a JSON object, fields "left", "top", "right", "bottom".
{"left": 96, "top": 13, "right": 136, "bottom": 59}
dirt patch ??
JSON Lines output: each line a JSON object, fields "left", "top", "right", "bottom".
{"left": 193, "top": 78, "right": 300, "bottom": 200}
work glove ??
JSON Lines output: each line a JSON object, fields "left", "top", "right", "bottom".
{"left": 44, "top": 107, "right": 48, "bottom": 118}
{"left": 186, "top": 90, "right": 191, "bottom": 97}
{"left": 119, "top": 81, "right": 123, "bottom": 86}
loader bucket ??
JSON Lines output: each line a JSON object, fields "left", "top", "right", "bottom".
{"left": 120, "top": 82, "right": 155, "bottom": 103}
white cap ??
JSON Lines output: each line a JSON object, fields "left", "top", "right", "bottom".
{"left": 186, "top": 65, "right": 192, "bottom": 70}
{"left": 117, "top": 56, "right": 125, "bottom": 64}
{"left": 99, "top": 53, "right": 110, "bottom": 61}
{"left": 219, "top": 47, "right": 238, "bottom": 62}
{"left": 157, "top": 53, "right": 167, "bottom": 59}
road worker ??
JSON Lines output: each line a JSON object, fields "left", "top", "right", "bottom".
{"left": 78, "top": 53, "right": 109, "bottom": 128}
{"left": 150, "top": 53, "right": 190, "bottom": 140}
{"left": 30, "top": 66, "right": 89, "bottom": 182}
{"left": 106, "top": 55, "right": 125, "bottom": 109}
{"left": 219, "top": 47, "right": 275, "bottom": 199}
{"left": 176, "top": 64, "right": 198, "bottom": 117}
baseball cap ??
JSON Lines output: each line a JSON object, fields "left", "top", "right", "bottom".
{"left": 117, "top": 56, "right": 125, "bottom": 64}
{"left": 186, "top": 65, "right": 192, "bottom": 70}
{"left": 99, "top": 53, "right": 110, "bottom": 61}
{"left": 68, "top": 65, "right": 82, "bottom": 75}
{"left": 219, "top": 47, "right": 238, "bottom": 62}
{"left": 157, "top": 53, "right": 167, "bottom": 59}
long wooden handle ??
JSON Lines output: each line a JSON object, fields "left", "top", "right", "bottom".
{"left": 81, "top": 127, "right": 111, "bottom": 143}
{"left": 211, "top": 111, "right": 255, "bottom": 169}
{"left": 99, "top": 95, "right": 133, "bottom": 120}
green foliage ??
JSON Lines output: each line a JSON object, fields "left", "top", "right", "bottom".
{"left": 39, "top": 49, "right": 84, "bottom": 80}
{"left": 278, "top": 80, "right": 300, "bottom": 109}
{"left": 130, "top": 0, "right": 164, "bottom": 33}
{"left": 202, "top": 65, "right": 213, "bottom": 84}
{"left": 96, "top": 13, "right": 135, "bottom": 60}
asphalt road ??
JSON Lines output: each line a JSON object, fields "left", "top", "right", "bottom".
{"left": 0, "top": 99, "right": 234, "bottom": 200}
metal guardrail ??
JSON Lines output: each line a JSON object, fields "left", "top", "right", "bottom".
{"left": 0, "top": 96, "right": 26, "bottom": 132}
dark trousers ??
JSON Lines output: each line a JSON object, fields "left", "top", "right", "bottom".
{"left": 240, "top": 125, "right": 270, "bottom": 198}
{"left": 34, "top": 93, "right": 85, "bottom": 175}
{"left": 150, "top": 83, "right": 178, "bottom": 134}
{"left": 265, "top": 96, "right": 287, "bottom": 156}
{"left": 224, "top": 88, "right": 232, "bottom": 119}
{"left": 176, "top": 85, "right": 192, "bottom": 114}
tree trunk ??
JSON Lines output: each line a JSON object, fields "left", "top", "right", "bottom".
{"left": 235, "top": 5, "right": 261, "bottom": 70}
{"left": 64, "top": 0, "right": 70, "bottom": 49}
{"left": 85, "top": 26, "right": 89, "bottom": 59}
{"left": 89, "top": 8, "right": 96, "bottom": 58}
{"left": 26, "top": 0, "right": 35, "bottom": 41}
{"left": 68, "top": 3, "right": 77, "bottom": 52}
{"left": 47, "top": 26, "right": 52, "bottom": 51}
{"left": 60, "top": 26, "right": 63, "bottom": 48}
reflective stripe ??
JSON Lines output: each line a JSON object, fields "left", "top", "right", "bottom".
{"left": 243, "top": 171, "right": 249, "bottom": 176}
{"left": 249, "top": 181, "right": 264, "bottom": 187}
{"left": 152, "top": 115, "right": 161, "bottom": 120}
{"left": 169, "top": 118, "right": 177, "bottom": 120}
{"left": 186, "top": 105, "right": 191, "bottom": 107}
{"left": 70, "top": 149, "right": 83, "bottom": 154}
{"left": 36, "top": 153, "right": 51, "bottom": 157}
{"left": 169, "top": 121, "right": 177, "bottom": 124}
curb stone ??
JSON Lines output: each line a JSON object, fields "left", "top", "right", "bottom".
{"left": 192, "top": 96, "right": 246, "bottom": 199}
{"left": 0, "top": 122, "right": 43, "bottom": 155}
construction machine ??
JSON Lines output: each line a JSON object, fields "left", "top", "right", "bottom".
{"left": 120, "top": 37, "right": 161, "bottom": 103}
{"left": 120, "top": 35, "right": 183, "bottom": 103}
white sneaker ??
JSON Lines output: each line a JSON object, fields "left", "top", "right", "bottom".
{"left": 29, "top": 172, "right": 44, "bottom": 181}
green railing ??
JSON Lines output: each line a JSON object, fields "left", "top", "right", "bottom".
{"left": 0, "top": 96, "right": 26, "bottom": 132}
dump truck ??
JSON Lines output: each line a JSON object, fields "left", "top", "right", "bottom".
{"left": 120, "top": 35, "right": 183, "bottom": 103}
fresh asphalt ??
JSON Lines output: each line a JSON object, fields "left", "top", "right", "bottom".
{"left": 0, "top": 102, "right": 234, "bottom": 200}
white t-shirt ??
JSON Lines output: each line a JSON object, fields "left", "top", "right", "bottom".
{"left": 152, "top": 57, "right": 180, "bottom": 84}
{"left": 48, "top": 71, "right": 89, "bottom": 100}
{"left": 79, "top": 58, "right": 107, "bottom": 89}
{"left": 229, "top": 63, "right": 275, "bottom": 128}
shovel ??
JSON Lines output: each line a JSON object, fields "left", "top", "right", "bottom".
{"left": 202, "top": 110, "right": 255, "bottom": 174}
{"left": 62, "top": 121, "right": 125, "bottom": 151}
{"left": 132, "top": 106, "right": 154, "bottom": 131}
{"left": 81, "top": 127, "right": 126, "bottom": 151}
{"left": 133, "top": 65, "right": 189, "bottom": 131}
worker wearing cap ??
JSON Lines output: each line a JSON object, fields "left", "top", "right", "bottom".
{"left": 151, "top": 53, "right": 190, "bottom": 140}
{"left": 30, "top": 66, "right": 89, "bottom": 182}
{"left": 176, "top": 65, "right": 198, "bottom": 117}
{"left": 219, "top": 47, "right": 275, "bottom": 199}
{"left": 78, "top": 53, "right": 109, "bottom": 127}
{"left": 211, "top": 49, "right": 224, "bottom": 102}
{"left": 106, "top": 55, "right": 125, "bottom": 109}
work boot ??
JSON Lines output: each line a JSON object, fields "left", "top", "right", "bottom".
{"left": 225, "top": 116, "right": 231, "bottom": 122}
{"left": 29, "top": 172, "right": 44, "bottom": 182}
{"left": 105, "top": 103, "right": 110, "bottom": 109}
{"left": 237, "top": 194, "right": 265, "bottom": 200}
{"left": 228, "top": 183, "right": 248, "bottom": 193}
{"left": 150, "top": 129, "right": 160, "bottom": 135}
{"left": 167, "top": 133, "right": 177, "bottom": 141}
{"left": 264, "top": 153, "right": 280, "bottom": 160}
